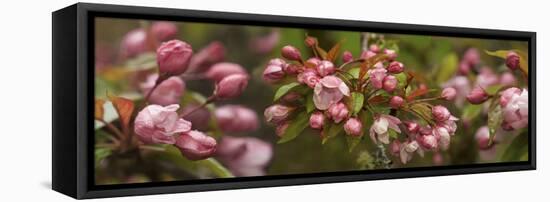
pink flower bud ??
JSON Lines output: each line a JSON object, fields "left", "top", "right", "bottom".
{"left": 120, "top": 28, "right": 147, "bottom": 58}
{"left": 369, "top": 44, "right": 380, "bottom": 53}
{"left": 264, "top": 104, "right": 293, "bottom": 124}
{"left": 305, "top": 36, "right": 317, "bottom": 47}
{"left": 216, "top": 136, "right": 273, "bottom": 176}
{"left": 390, "top": 140, "right": 401, "bottom": 156}
{"left": 368, "top": 67, "right": 387, "bottom": 89}
{"left": 180, "top": 104, "right": 211, "bottom": 131}
{"left": 263, "top": 59, "right": 286, "bottom": 83}
{"left": 140, "top": 74, "right": 185, "bottom": 106}
{"left": 175, "top": 130, "right": 217, "bottom": 160}
{"left": 281, "top": 45, "right": 302, "bottom": 61}
{"left": 463, "top": 48, "right": 480, "bottom": 66}
{"left": 316, "top": 60, "right": 336, "bottom": 76}
{"left": 214, "top": 74, "right": 249, "bottom": 99}
{"left": 433, "top": 152, "right": 443, "bottom": 165}
{"left": 151, "top": 21, "right": 178, "bottom": 42}
{"left": 404, "top": 121, "right": 420, "bottom": 134}
{"left": 205, "top": 62, "right": 247, "bottom": 82}
{"left": 157, "top": 40, "right": 193, "bottom": 75}
{"left": 505, "top": 51, "right": 520, "bottom": 70}
{"left": 215, "top": 105, "right": 259, "bottom": 133}
{"left": 419, "top": 126, "right": 433, "bottom": 136}
{"left": 466, "top": 87, "right": 489, "bottom": 104}
{"left": 387, "top": 61, "right": 404, "bottom": 74}
{"left": 458, "top": 60, "right": 470, "bottom": 75}
{"left": 276, "top": 122, "right": 289, "bottom": 137}
{"left": 360, "top": 50, "right": 376, "bottom": 59}
{"left": 188, "top": 41, "right": 226, "bottom": 73}
{"left": 134, "top": 104, "right": 191, "bottom": 145}
{"left": 441, "top": 87, "right": 457, "bottom": 101}
{"left": 344, "top": 118, "right": 363, "bottom": 137}
{"left": 499, "top": 72, "right": 517, "bottom": 86}
{"left": 499, "top": 87, "right": 522, "bottom": 107}
{"left": 327, "top": 102, "right": 349, "bottom": 123}
{"left": 342, "top": 51, "right": 353, "bottom": 63}
{"left": 309, "top": 111, "right": 325, "bottom": 129}
{"left": 389, "top": 96, "right": 404, "bottom": 109}
{"left": 297, "top": 69, "right": 321, "bottom": 88}
{"left": 475, "top": 126, "right": 491, "bottom": 150}
{"left": 384, "top": 49, "right": 397, "bottom": 61}
{"left": 280, "top": 92, "right": 301, "bottom": 103}
{"left": 417, "top": 133, "right": 438, "bottom": 150}
{"left": 432, "top": 105, "right": 451, "bottom": 122}
{"left": 382, "top": 75, "right": 398, "bottom": 92}
{"left": 306, "top": 57, "right": 322, "bottom": 66}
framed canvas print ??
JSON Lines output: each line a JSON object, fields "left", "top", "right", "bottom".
{"left": 52, "top": 3, "right": 536, "bottom": 199}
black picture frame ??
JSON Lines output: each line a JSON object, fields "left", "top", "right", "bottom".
{"left": 52, "top": 3, "right": 536, "bottom": 199}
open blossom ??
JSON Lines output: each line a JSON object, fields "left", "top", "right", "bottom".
{"left": 134, "top": 104, "right": 192, "bottom": 145}
{"left": 344, "top": 118, "right": 362, "bottom": 137}
{"left": 175, "top": 130, "right": 217, "bottom": 160}
{"left": 502, "top": 88, "right": 528, "bottom": 130}
{"left": 157, "top": 40, "right": 193, "bottom": 75}
{"left": 475, "top": 126, "right": 491, "bottom": 150}
{"left": 400, "top": 140, "right": 419, "bottom": 164}
{"left": 313, "top": 76, "right": 350, "bottom": 110}
{"left": 369, "top": 114, "right": 401, "bottom": 144}
{"left": 368, "top": 67, "right": 387, "bottom": 89}
{"left": 264, "top": 104, "right": 293, "bottom": 124}
{"left": 327, "top": 102, "right": 349, "bottom": 123}
{"left": 262, "top": 58, "right": 286, "bottom": 83}
{"left": 214, "top": 74, "right": 249, "bottom": 99}
{"left": 151, "top": 21, "right": 178, "bottom": 42}
{"left": 120, "top": 28, "right": 147, "bottom": 58}
{"left": 499, "top": 87, "right": 522, "bottom": 107}
{"left": 216, "top": 136, "right": 273, "bottom": 176}
{"left": 140, "top": 74, "right": 185, "bottom": 106}
{"left": 297, "top": 69, "right": 321, "bottom": 88}
{"left": 316, "top": 60, "right": 336, "bottom": 76}
{"left": 505, "top": 51, "right": 520, "bottom": 70}
{"left": 309, "top": 111, "right": 325, "bottom": 129}
{"left": 433, "top": 126, "right": 451, "bottom": 150}
{"left": 441, "top": 87, "right": 457, "bottom": 100}
{"left": 188, "top": 41, "right": 226, "bottom": 73}
{"left": 205, "top": 62, "right": 247, "bottom": 82}
{"left": 215, "top": 105, "right": 259, "bottom": 133}
{"left": 467, "top": 86, "right": 489, "bottom": 104}
{"left": 417, "top": 132, "right": 438, "bottom": 150}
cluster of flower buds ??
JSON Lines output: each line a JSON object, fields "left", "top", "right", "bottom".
{"left": 263, "top": 36, "right": 459, "bottom": 165}
{"left": 120, "top": 21, "right": 178, "bottom": 59}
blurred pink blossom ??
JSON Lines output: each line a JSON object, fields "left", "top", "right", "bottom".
{"left": 369, "top": 114, "right": 401, "bottom": 144}
{"left": 205, "top": 62, "right": 247, "bottom": 82}
{"left": 140, "top": 74, "right": 185, "bottom": 106}
{"left": 215, "top": 105, "right": 259, "bottom": 133}
{"left": 250, "top": 29, "right": 280, "bottom": 54}
{"left": 216, "top": 136, "right": 273, "bottom": 176}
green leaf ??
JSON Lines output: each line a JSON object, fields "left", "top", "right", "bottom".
{"left": 346, "top": 136, "right": 361, "bottom": 152}
{"left": 435, "top": 53, "right": 458, "bottom": 84}
{"left": 485, "top": 50, "right": 528, "bottom": 75}
{"left": 322, "top": 122, "right": 344, "bottom": 144}
{"left": 485, "top": 85, "right": 504, "bottom": 95}
{"left": 388, "top": 129, "right": 398, "bottom": 139}
{"left": 350, "top": 92, "right": 365, "bottom": 116}
{"left": 348, "top": 67, "right": 360, "bottom": 79}
{"left": 487, "top": 102, "right": 503, "bottom": 145}
{"left": 278, "top": 112, "right": 310, "bottom": 144}
{"left": 462, "top": 104, "right": 483, "bottom": 121}
{"left": 273, "top": 82, "right": 301, "bottom": 101}
{"left": 124, "top": 52, "right": 158, "bottom": 71}
{"left": 95, "top": 147, "right": 112, "bottom": 167}
{"left": 500, "top": 133, "right": 528, "bottom": 162}
{"left": 305, "top": 92, "right": 315, "bottom": 113}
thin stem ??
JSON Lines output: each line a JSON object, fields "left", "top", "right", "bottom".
{"left": 408, "top": 96, "right": 443, "bottom": 105}
{"left": 97, "top": 119, "right": 125, "bottom": 140}
{"left": 139, "top": 145, "right": 166, "bottom": 152}
{"left": 338, "top": 58, "right": 365, "bottom": 70}
{"left": 179, "top": 96, "right": 215, "bottom": 117}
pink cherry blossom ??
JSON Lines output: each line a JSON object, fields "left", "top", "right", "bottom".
{"left": 441, "top": 87, "right": 457, "bottom": 101}
{"left": 309, "top": 111, "right": 325, "bottom": 129}
{"left": 327, "top": 102, "right": 349, "bottom": 123}
{"left": 216, "top": 136, "right": 273, "bottom": 176}
{"left": 442, "top": 76, "right": 471, "bottom": 107}
{"left": 389, "top": 96, "right": 404, "bottom": 109}
{"left": 157, "top": 40, "right": 193, "bottom": 75}
{"left": 250, "top": 29, "right": 280, "bottom": 54}
{"left": 502, "top": 89, "right": 528, "bottom": 130}
{"left": 476, "top": 67, "right": 499, "bottom": 88}
{"left": 281, "top": 45, "right": 302, "bottom": 61}
{"left": 505, "top": 51, "right": 520, "bottom": 70}
{"left": 175, "top": 130, "right": 217, "bottom": 160}
{"left": 342, "top": 51, "right": 353, "bottom": 63}
{"left": 151, "top": 21, "right": 178, "bottom": 42}
{"left": 432, "top": 105, "right": 451, "bottom": 122}
{"left": 188, "top": 41, "right": 226, "bottom": 73}
{"left": 313, "top": 76, "right": 350, "bottom": 110}
{"left": 463, "top": 48, "right": 480, "bottom": 67}
{"left": 404, "top": 121, "right": 420, "bottom": 134}
{"left": 475, "top": 126, "right": 491, "bottom": 150}
{"left": 120, "top": 28, "right": 147, "bottom": 58}
{"left": 384, "top": 49, "right": 398, "bottom": 61}
{"left": 400, "top": 140, "right": 419, "bottom": 164}
{"left": 344, "top": 118, "right": 362, "bottom": 137}
{"left": 382, "top": 75, "right": 398, "bottom": 92}
{"left": 387, "top": 61, "right": 404, "bottom": 74}
{"left": 499, "top": 87, "right": 522, "bottom": 107}
{"left": 417, "top": 133, "right": 438, "bottom": 150}
{"left": 361, "top": 50, "right": 376, "bottom": 59}
{"left": 213, "top": 74, "right": 249, "bottom": 99}
{"left": 262, "top": 58, "right": 286, "bottom": 83}
{"left": 140, "top": 74, "right": 185, "bottom": 106}
{"left": 316, "top": 60, "right": 336, "bottom": 77}
{"left": 134, "top": 104, "right": 192, "bottom": 145}
{"left": 215, "top": 105, "right": 259, "bottom": 133}
{"left": 369, "top": 114, "right": 401, "bottom": 144}
{"left": 264, "top": 104, "right": 293, "bottom": 124}
{"left": 467, "top": 86, "right": 489, "bottom": 104}
{"left": 368, "top": 67, "right": 387, "bottom": 89}
{"left": 205, "top": 62, "right": 247, "bottom": 82}
{"left": 297, "top": 69, "right": 321, "bottom": 88}
{"left": 499, "top": 72, "right": 517, "bottom": 86}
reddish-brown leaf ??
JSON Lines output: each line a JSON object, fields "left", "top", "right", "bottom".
{"left": 368, "top": 95, "right": 388, "bottom": 104}
{"left": 326, "top": 42, "right": 342, "bottom": 62}
{"left": 359, "top": 54, "right": 389, "bottom": 81}
{"left": 107, "top": 94, "right": 135, "bottom": 132}
{"left": 406, "top": 87, "right": 429, "bottom": 101}
{"left": 304, "top": 61, "right": 317, "bottom": 69}
{"left": 95, "top": 99, "right": 105, "bottom": 120}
